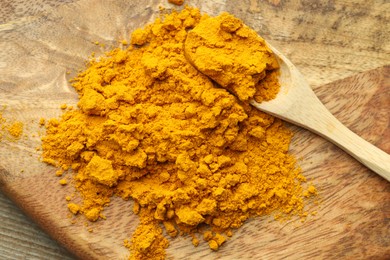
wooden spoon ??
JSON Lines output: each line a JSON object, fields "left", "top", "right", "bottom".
{"left": 251, "top": 45, "right": 390, "bottom": 181}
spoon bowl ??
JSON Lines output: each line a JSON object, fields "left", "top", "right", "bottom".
{"left": 251, "top": 44, "right": 390, "bottom": 181}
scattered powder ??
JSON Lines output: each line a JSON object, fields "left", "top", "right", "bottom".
{"left": 168, "top": 0, "right": 185, "bottom": 6}
{"left": 59, "top": 179, "right": 68, "bottom": 185}
{"left": 39, "top": 118, "right": 46, "bottom": 126}
{"left": 0, "top": 112, "right": 24, "bottom": 141}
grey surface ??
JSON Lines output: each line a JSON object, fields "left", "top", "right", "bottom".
{"left": 0, "top": 193, "right": 76, "bottom": 260}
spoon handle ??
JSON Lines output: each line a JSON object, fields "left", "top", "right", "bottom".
{"left": 256, "top": 82, "right": 390, "bottom": 181}
{"left": 303, "top": 94, "right": 390, "bottom": 181}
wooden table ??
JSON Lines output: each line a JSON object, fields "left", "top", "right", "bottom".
{"left": 0, "top": 0, "right": 389, "bottom": 259}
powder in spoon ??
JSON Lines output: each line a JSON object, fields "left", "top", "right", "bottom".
{"left": 41, "top": 7, "right": 316, "bottom": 259}
{"left": 184, "top": 12, "right": 279, "bottom": 102}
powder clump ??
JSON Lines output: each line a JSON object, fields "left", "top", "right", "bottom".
{"left": 0, "top": 112, "right": 24, "bottom": 141}
{"left": 168, "top": 0, "right": 184, "bottom": 6}
{"left": 41, "top": 7, "right": 315, "bottom": 260}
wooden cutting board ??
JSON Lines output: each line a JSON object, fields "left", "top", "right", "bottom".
{"left": 0, "top": 0, "right": 389, "bottom": 259}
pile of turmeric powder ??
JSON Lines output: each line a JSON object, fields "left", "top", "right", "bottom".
{"left": 41, "top": 7, "right": 316, "bottom": 259}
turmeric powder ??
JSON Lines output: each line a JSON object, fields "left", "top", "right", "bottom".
{"left": 0, "top": 112, "right": 24, "bottom": 141}
{"left": 168, "top": 0, "right": 185, "bottom": 6}
{"left": 184, "top": 12, "right": 279, "bottom": 101}
{"left": 41, "top": 7, "right": 316, "bottom": 259}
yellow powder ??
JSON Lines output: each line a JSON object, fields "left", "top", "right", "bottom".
{"left": 8, "top": 122, "right": 23, "bottom": 138}
{"left": 0, "top": 112, "right": 23, "bottom": 141}
{"left": 55, "top": 169, "right": 64, "bottom": 177}
{"left": 0, "top": 113, "right": 3, "bottom": 141}
{"left": 308, "top": 185, "right": 317, "bottom": 194}
{"left": 303, "top": 185, "right": 317, "bottom": 198}
{"left": 168, "top": 0, "right": 184, "bottom": 6}
{"left": 85, "top": 155, "right": 119, "bottom": 187}
{"left": 41, "top": 7, "right": 316, "bottom": 259}
{"left": 185, "top": 12, "right": 279, "bottom": 101}
{"left": 203, "top": 230, "right": 213, "bottom": 241}
{"left": 208, "top": 240, "right": 219, "bottom": 251}
{"left": 68, "top": 203, "right": 80, "bottom": 214}
{"left": 59, "top": 179, "right": 67, "bottom": 185}
{"left": 128, "top": 209, "right": 169, "bottom": 260}
{"left": 192, "top": 237, "right": 199, "bottom": 247}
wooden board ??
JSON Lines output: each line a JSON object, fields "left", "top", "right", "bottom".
{"left": 0, "top": 0, "right": 389, "bottom": 259}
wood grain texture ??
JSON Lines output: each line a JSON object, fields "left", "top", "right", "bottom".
{"left": 0, "top": 194, "right": 76, "bottom": 260}
{"left": 0, "top": 0, "right": 389, "bottom": 259}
